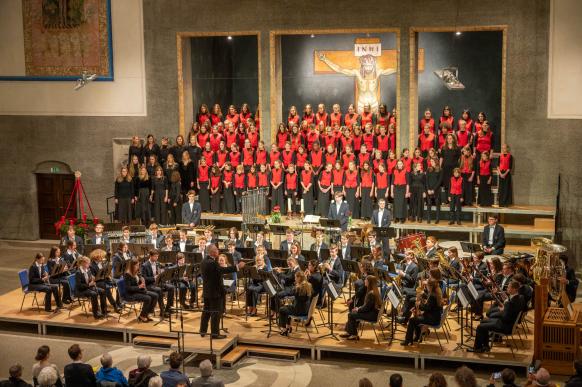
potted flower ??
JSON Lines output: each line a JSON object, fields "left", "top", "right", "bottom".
{"left": 54, "top": 214, "right": 100, "bottom": 238}
{"left": 271, "top": 205, "right": 282, "bottom": 224}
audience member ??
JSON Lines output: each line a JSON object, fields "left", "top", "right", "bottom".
{"left": 31, "top": 346, "right": 62, "bottom": 387}
{"left": 63, "top": 344, "right": 97, "bottom": 387}
{"left": 129, "top": 355, "right": 158, "bottom": 387}
{"left": 358, "top": 378, "right": 374, "bottom": 387}
{"left": 148, "top": 377, "right": 163, "bottom": 387}
{"left": 523, "top": 368, "right": 556, "bottom": 387}
{"left": 389, "top": 373, "right": 403, "bottom": 387}
{"left": 37, "top": 367, "right": 58, "bottom": 387}
{"left": 96, "top": 353, "right": 129, "bottom": 387}
{"left": 454, "top": 366, "right": 477, "bottom": 387}
{"left": 565, "top": 359, "right": 582, "bottom": 387}
{"left": 426, "top": 372, "right": 447, "bottom": 387}
{"left": 0, "top": 364, "right": 32, "bottom": 387}
{"left": 486, "top": 368, "right": 517, "bottom": 387}
{"left": 191, "top": 360, "right": 223, "bottom": 387}
{"left": 160, "top": 352, "right": 190, "bottom": 387}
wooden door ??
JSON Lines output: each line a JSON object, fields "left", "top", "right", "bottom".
{"left": 36, "top": 173, "right": 76, "bottom": 239}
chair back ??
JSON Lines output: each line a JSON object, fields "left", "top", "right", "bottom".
{"left": 117, "top": 278, "right": 128, "bottom": 301}
{"left": 67, "top": 274, "right": 77, "bottom": 299}
{"left": 448, "top": 290, "right": 457, "bottom": 306}
{"left": 376, "top": 297, "right": 386, "bottom": 324}
{"left": 511, "top": 311, "right": 522, "bottom": 334}
{"left": 306, "top": 294, "right": 319, "bottom": 320}
{"left": 18, "top": 269, "right": 29, "bottom": 292}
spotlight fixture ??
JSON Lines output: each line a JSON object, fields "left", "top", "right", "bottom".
{"left": 455, "top": 31, "right": 462, "bottom": 36}
{"left": 227, "top": 35, "right": 233, "bottom": 40}
{"left": 73, "top": 70, "right": 97, "bottom": 91}
{"left": 434, "top": 66, "right": 465, "bottom": 90}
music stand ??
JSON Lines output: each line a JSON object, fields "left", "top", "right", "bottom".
{"left": 235, "top": 247, "right": 256, "bottom": 260}
{"left": 130, "top": 225, "right": 147, "bottom": 233}
{"left": 297, "top": 260, "right": 308, "bottom": 271}
{"left": 320, "top": 248, "right": 330, "bottom": 262}
{"left": 341, "top": 259, "right": 360, "bottom": 300}
{"left": 460, "top": 242, "right": 483, "bottom": 254}
{"left": 319, "top": 218, "right": 341, "bottom": 244}
{"left": 159, "top": 251, "right": 178, "bottom": 265}
{"left": 154, "top": 266, "right": 178, "bottom": 325}
{"left": 301, "top": 250, "right": 319, "bottom": 263}
{"left": 317, "top": 273, "right": 341, "bottom": 341}
{"left": 269, "top": 224, "right": 288, "bottom": 248}
{"left": 259, "top": 271, "right": 282, "bottom": 338}
{"left": 350, "top": 246, "right": 370, "bottom": 261}
{"left": 267, "top": 249, "right": 288, "bottom": 261}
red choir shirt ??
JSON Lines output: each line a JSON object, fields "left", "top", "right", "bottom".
{"left": 456, "top": 130, "right": 470, "bottom": 148}
{"left": 362, "top": 133, "right": 375, "bottom": 150}
{"left": 479, "top": 160, "right": 491, "bottom": 176}
{"left": 377, "top": 113, "right": 390, "bottom": 128}
{"left": 376, "top": 135, "right": 390, "bottom": 152}
{"left": 419, "top": 117, "right": 436, "bottom": 133}
{"left": 198, "top": 165, "right": 209, "bottom": 182}
{"left": 419, "top": 133, "right": 435, "bottom": 152}
{"left": 412, "top": 156, "right": 424, "bottom": 171}
{"left": 450, "top": 176, "right": 463, "bottom": 195}
{"left": 320, "top": 170, "right": 332, "bottom": 187}
{"left": 225, "top": 132, "right": 238, "bottom": 149}
{"left": 476, "top": 132, "right": 492, "bottom": 153}
{"left": 229, "top": 151, "right": 241, "bottom": 167}
{"left": 303, "top": 113, "right": 315, "bottom": 127}
{"left": 474, "top": 121, "right": 485, "bottom": 133}
{"left": 342, "top": 153, "right": 355, "bottom": 169}
{"left": 197, "top": 113, "right": 210, "bottom": 126}
{"left": 301, "top": 170, "right": 313, "bottom": 188}
{"left": 225, "top": 114, "right": 240, "bottom": 127}
{"left": 375, "top": 172, "right": 389, "bottom": 189}
{"left": 285, "top": 172, "right": 298, "bottom": 191}
{"left": 387, "top": 159, "right": 398, "bottom": 175}
{"left": 392, "top": 169, "right": 408, "bottom": 186}
{"left": 287, "top": 114, "right": 300, "bottom": 128}
{"left": 315, "top": 112, "right": 329, "bottom": 126}
{"left": 223, "top": 170, "right": 234, "bottom": 186}
{"left": 322, "top": 133, "right": 336, "bottom": 148}
{"left": 239, "top": 112, "right": 252, "bottom": 127}
{"left": 295, "top": 152, "right": 308, "bottom": 169}
{"left": 332, "top": 169, "right": 345, "bottom": 186}
{"left": 360, "top": 170, "right": 374, "bottom": 188}
{"left": 358, "top": 152, "right": 371, "bottom": 168}
{"left": 269, "top": 150, "right": 281, "bottom": 168}
{"left": 290, "top": 134, "right": 303, "bottom": 151}
{"left": 352, "top": 134, "right": 363, "bottom": 152}
{"left": 247, "top": 131, "right": 259, "bottom": 149}
{"left": 270, "top": 168, "right": 283, "bottom": 185}
{"left": 277, "top": 132, "right": 289, "bottom": 150}
{"left": 344, "top": 170, "right": 359, "bottom": 188}
{"left": 242, "top": 148, "right": 254, "bottom": 166}
{"left": 255, "top": 149, "right": 267, "bottom": 165}
{"left": 330, "top": 112, "right": 342, "bottom": 127}
{"left": 325, "top": 151, "right": 337, "bottom": 166}
{"left": 210, "top": 175, "right": 221, "bottom": 190}
{"left": 282, "top": 150, "right": 295, "bottom": 168}
{"left": 388, "top": 133, "right": 396, "bottom": 152}
{"left": 306, "top": 131, "right": 320, "bottom": 151}
{"left": 440, "top": 116, "right": 454, "bottom": 128}
{"left": 458, "top": 118, "right": 473, "bottom": 132}
{"left": 216, "top": 151, "right": 228, "bottom": 168}
{"left": 255, "top": 116, "right": 260, "bottom": 130}
{"left": 258, "top": 171, "right": 269, "bottom": 187}
{"left": 344, "top": 113, "right": 359, "bottom": 129}
{"left": 437, "top": 133, "right": 447, "bottom": 149}
{"left": 209, "top": 133, "right": 223, "bottom": 152}
{"left": 360, "top": 111, "right": 374, "bottom": 128}
{"left": 499, "top": 153, "right": 512, "bottom": 172}
{"left": 197, "top": 132, "right": 210, "bottom": 148}
{"left": 310, "top": 149, "right": 323, "bottom": 170}
{"left": 460, "top": 157, "right": 473, "bottom": 174}
{"left": 202, "top": 150, "right": 214, "bottom": 166}
{"left": 339, "top": 136, "right": 353, "bottom": 152}
{"left": 401, "top": 157, "right": 412, "bottom": 172}
{"left": 234, "top": 172, "right": 246, "bottom": 189}
{"left": 210, "top": 114, "right": 222, "bottom": 127}
{"left": 372, "top": 159, "right": 383, "bottom": 173}
{"left": 247, "top": 173, "right": 258, "bottom": 189}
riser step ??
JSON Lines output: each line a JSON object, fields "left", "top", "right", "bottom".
{"left": 133, "top": 335, "right": 175, "bottom": 349}
{"left": 221, "top": 345, "right": 300, "bottom": 368}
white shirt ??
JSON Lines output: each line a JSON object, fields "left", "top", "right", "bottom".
{"left": 189, "top": 202, "right": 194, "bottom": 212}
{"left": 152, "top": 236, "right": 158, "bottom": 249}
{"left": 95, "top": 235, "right": 102, "bottom": 244}
{"left": 150, "top": 261, "right": 157, "bottom": 276}
{"left": 377, "top": 209, "right": 384, "bottom": 226}
{"left": 501, "top": 275, "right": 510, "bottom": 289}
{"left": 81, "top": 268, "right": 89, "bottom": 283}
{"left": 336, "top": 202, "right": 341, "bottom": 215}
{"left": 488, "top": 226, "right": 495, "bottom": 245}
{"left": 179, "top": 241, "right": 186, "bottom": 252}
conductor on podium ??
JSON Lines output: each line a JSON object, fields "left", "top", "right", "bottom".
{"left": 200, "top": 245, "right": 245, "bottom": 339}
{"left": 328, "top": 191, "right": 350, "bottom": 231}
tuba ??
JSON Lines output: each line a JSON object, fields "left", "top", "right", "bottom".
{"left": 531, "top": 238, "right": 567, "bottom": 301}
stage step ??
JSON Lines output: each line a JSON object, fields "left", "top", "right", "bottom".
{"left": 220, "top": 345, "right": 300, "bottom": 368}
{"left": 133, "top": 335, "right": 175, "bottom": 349}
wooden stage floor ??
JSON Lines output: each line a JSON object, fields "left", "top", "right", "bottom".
{"left": 0, "top": 287, "right": 533, "bottom": 371}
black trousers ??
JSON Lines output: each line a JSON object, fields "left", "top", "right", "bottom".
{"left": 30, "top": 283, "right": 61, "bottom": 311}
{"left": 178, "top": 280, "right": 196, "bottom": 305}
{"left": 425, "top": 190, "right": 441, "bottom": 222}
{"left": 401, "top": 287, "right": 417, "bottom": 320}
{"left": 200, "top": 296, "right": 223, "bottom": 335}
{"left": 50, "top": 277, "right": 71, "bottom": 302}
{"left": 405, "top": 315, "right": 437, "bottom": 342}
{"left": 270, "top": 287, "right": 294, "bottom": 312}
{"left": 449, "top": 194, "right": 462, "bottom": 222}
{"left": 96, "top": 280, "right": 118, "bottom": 308}
{"left": 474, "top": 317, "right": 505, "bottom": 349}
{"left": 346, "top": 310, "right": 377, "bottom": 335}
{"left": 246, "top": 283, "right": 264, "bottom": 308}
{"left": 279, "top": 305, "right": 303, "bottom": 327}
{"left": 126, "top": 290, "right": 158, "bottom": 317}
{"left": 78, "top": 287, "right": 107, "bottom": 316}
{"left": 147, "top": 284, "right": 175, "bottom": 313}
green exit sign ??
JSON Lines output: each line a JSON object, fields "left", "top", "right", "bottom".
{"left": 50, "top": 167, "right": 60, "bottom": 173}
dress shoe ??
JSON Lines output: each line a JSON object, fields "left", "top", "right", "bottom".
{"left": 347, "top": 335, "right": 359, "bottom": 341}
{"left": 200, "top": 333, "right": 206, "bottom": 337}
{"left": 211, "top": 334, "right": 227, "bottom": 339}
{"left": 400, "top": 340, "right": 412, "bottom": 346}
{"left": 395, "top": 316, "right": 408, "bottom": 325}
{"left": 457, "top": 221, "right": 462, "bottom": 225}
{"left": 340, "top": 333, "right": 351, "bottom": 338}
{"left": 449, "top": 221, "right": 455, "bottom": 225}
{"left": 435, "top": 220, "right": 440, "bottom": 224}
{"left": 94, "top": 313, "right": 104, "bottom": 320}
{"left": 63, "top": 299, "right": 72, "bottom": 305}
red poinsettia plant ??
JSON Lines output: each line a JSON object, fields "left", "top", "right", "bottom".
{"left": 271, "top": 205, "right": 282, "bottom": 223}
{"left": 54, "top": 214, "right": 100, "bottom": 237}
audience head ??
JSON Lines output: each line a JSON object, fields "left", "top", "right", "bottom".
{"left": 8, "top": 364, "right": 23, "bottom": 380}
{"left": 428, "top": 372, "right": 447, "bottom": 387}
{"left": 169, "top": 351, "right": 182, "bottom": 370}
{"left": 148, "top": 376, "right": 163, "bottom": 387}
{"left": 389, "top": 373, "right": 403, "bottom": 387}
{"left": 137, "top": 354, "right": 152, "bottom": 370}
{"left": 454, "top": 366, "right": 476, "bottom": 387}
{"left": 100, "top": 353, "right": 113, "bottom": 368}
{"left": 199, "top": 359, "right": 213, "bottom": 377}
{"left": 37, "top": 366, "right": 58, "bottom": 387}
{"left": 359, "top": 378, "right": 374, "bottom": 387}
{"left": 534, "top": 368, "right": 551, "bottom": 386}
{"left": 35, "top": 345, "right": 51, "bottom": 361}
{"left": 67, "top": 344, "right": 82, "bottom": 361}
{"left": 501, "top": 368, "right": 516, "bottom": 384}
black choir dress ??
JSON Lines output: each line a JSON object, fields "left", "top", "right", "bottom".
{"left": 115, "top": 179, "right": 133, "bottom": 223}
{"left": 440, "top": 147, "right": 461, "bottom": 195}
{"left": 497, "top": 155, "right": 513, "bottom": 207}
{"left": 409, "top": 172, "right": 427, "bottom": 220}
{"left": 317, "top": 174, "right": 331, "bottom": 217}
{"left": 301, "top": 173, "right": 315, "bottom": 215}
{"left": 179, "top": 161, "right": 196, "bottom": 196}
{"left": 135, "top": 178, "right": 151, "bottom": 224}
{"left": 151, "top": 177, "right": 168, "bottom": 224}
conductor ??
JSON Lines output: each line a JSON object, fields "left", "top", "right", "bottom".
{"left": 200, "top": 244, "right": 245, "bottom": 339}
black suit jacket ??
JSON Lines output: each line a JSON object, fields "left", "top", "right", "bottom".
{"left": 174, "top": 239, "right": 194, "bottom": 253}
{"left": 280, "top": 240, "right": 296, "bottom": 252}
{"left": 253, "top": 241, "right": 272, "bottom": 252}
{"left": 500, "top": 294, "right": 525, "bottom": 331}
{"left": 75, "top": 270, "right": 96, "bottom": 294}
{"left": 182, "top": 201, "right": 202, "bottom": 225}
{"left": 62, "top": 236, "right": 85, "bottom": 254}
{"left": 28, "top": 264, "right": 47, "bottom": 286}
{"left": 327, "top": 257, "right": 344, "bottom": 286}
{"left": 328, "top": 201, "right": 350, "bottom": 231}
{"left": 401, "top": 262, "right": 419, "bottom": 289}
{"left": 64, "top": 362, "right": 97, "bottom": 387}
{"left": 141, "top": 260, "right": 162, "bottom": 286}
{"left": 200, "top": 257, "right": 237, "bottom": 299}
{"left": 371, "top": 209, "right": 391, "bottom": 228}
{"left": 482, "top": 224, "right": 506, "bottom": 252}
{"left": 0, "top": 378, "right": 32, "bottom": 387}
{"left": 339, "top": 243, "right": 352, "bottom": 260}
{"left": 90, "top": 234, "right": 110, "bottom": 248}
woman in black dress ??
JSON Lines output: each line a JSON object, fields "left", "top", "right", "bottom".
{"left": 409, "top": 162, "right": 427, "bottom": 223}
{"left": 171, "top": 135, "right": 186, "bottom": 165}
{"left": 317, "top": 163, "right": 333, "bottom": 217}
{"left": 128, "top": 136, "right": 143, "bottom": 165}
{"left": 123, "top": 259, "right": 158, "bottom": 323}
{"left": 164, "top": 153, "right": 179, "bottom": 181}
{"left": 359, "top": 161, "right": 375, "bottom": 220}
{"left": 344, "top": 161, "right": 360, "bottom": 219}
{"left": 477, "top": 152, "right": 494, "bottom": 206}
{"left": 168, "top": 170, "right": 182, "bottom": 224}
{"left": 497, "top": 144, "right": 513, "bottom": 207}
{"left": 134, "top": 165, "right": 151, "bottom": 225}
{"left": 143, "top": 134, "right": 160, "bottom": 164}
{"left": 341, "top": 275, "right": 382, "bottom": 340}
{"left": 300, "top": 161, "right": 315, "bottom": 214}
{"left": 128, "top": 154, "right": 141, "bottom": 181}
{"left": 401, "top": 279, "right": 443, "bottom": 346}
{"left": 180, "top": 150, "right": 196, "bottom": 197}
{"left": 278, "top": 271, "right": 313, "bottom": 336}
{"left": 209, "top": 166, "right": 222, "bottom": 213}
{"left": 425, "top": 158, "right": 443, "bottom": 224}
{"left": 150, "top": 166, "right": 168, "bottom": 224}
{"left": 115, "top": 166, "right": 134, "bottom": 223}
{"left": 439, "top": 134, "right": 461, "bottom": 199}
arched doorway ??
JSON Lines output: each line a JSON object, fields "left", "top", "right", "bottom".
{"left": 33, "top": 161, "right": 75, "bottom": 240}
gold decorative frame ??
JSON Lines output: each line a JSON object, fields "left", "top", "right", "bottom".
{"left": 409, "top": 26, "right": 507, "bottom": 151}
{"left": 269, "top": 28, "right": 401, "bottom": 151}
{"left": 176, "top": 31, "right": 262, "bottom": 136}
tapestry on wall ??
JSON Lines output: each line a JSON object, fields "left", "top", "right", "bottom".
{"left": 22, "top": 0, "right": 113, "bottom": 80}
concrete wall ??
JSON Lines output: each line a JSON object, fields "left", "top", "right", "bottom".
{"left": 0, "top": 0, "right": 581, "bottom": 245}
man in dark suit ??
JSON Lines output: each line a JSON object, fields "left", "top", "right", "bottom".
{"left": 200, "top": 245, "right": 245, "bottom": 339}
{"left": 174, "top": 229, "right": 194, "bottom": 253}
{"left": 61, "top": 226, "right": 84, "bottom": 255}
{"left": 28, "top": 253, "right": 62, "bottom": 312}
{"left": 142, "top": 250, "right": 175, "bottom": 318}
{"left": 90, "top": 223, "right": 110, "bottom": 251}
{"left": 76, "top": 256, "right": 107, "bottom": 319}
{"left": 322, "top": 244, "right": 344, "bottom": 288}
{"left": 482, "top": 215, "right": 506, "bottom": 255}
{"left": 279, "top": 229, "right": 296, "bottom": 252}
{"left": 471, "top": 280, "right": 524, "bottom": 353}
{"left": 371, "top": 198, "right": 392, "bottom": 256}
{"left": 145, "top": 224, "right": 165, "bottom": 250}
{"left": 338, "top": 232, "right": 352, "bottom": 260}
{"left": 182, "top": 190, "right": 202, "bottom": 227}
{"left": 64, "top": 344, "right": 97, "bottom": 387}
{"left": 328, "top": 191, "right": 350, "bottom": 232}
{"left": 226, "top": 241, "right": 242, "bottom": 265}
{"left": 253, "top": 231, "right": 272, "bottom": 251}
{"left": 62, "top": 240, "right": 81, "bottom": 267}
{"left": 396, "top": 250, "right": 419, "bottom": 324}
{"left": 309, "top": 230, "right": 329, "bottom": 261}
{"left": 203, "top": 229, "right": 219, "bottom": 247}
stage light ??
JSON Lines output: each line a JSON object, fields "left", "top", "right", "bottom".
{"left": 434, "top": 66, "right": 465, "bottom": 90}
{"left": 455, "top": 31, "right": 462, "bottom": 36}
{"left": 73, "top": 70, "right": 97, "bottom": 91}
{"left": 310, "top": 34, "right": 315, "bottom": 38}
{"left": 227, "top": 35, "right": 233, "bottom": 40}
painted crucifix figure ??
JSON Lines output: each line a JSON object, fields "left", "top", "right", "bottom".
{"left": 316, "top": 39, "right": 397, "bottom": 113}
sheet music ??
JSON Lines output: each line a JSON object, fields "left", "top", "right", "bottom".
{"left": 223, "top": 279, "right": 235, "bottom": 287}
{"left": 388, "top": 289, "right": 400, "bottom": 308}
{"left": 328, "top": 282, "right": 339, "bottom": 300}
{"left": 467, "top": 282, "right": 479, "bottom": 301}
{"left": 458, "top": 289, "right": 469, "bottom": 307}
{"left": 265, "top": 279, "right": 276, "bottom": 296}
{"left": 303, "top": 215, "right": 321, "bottom": 223}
